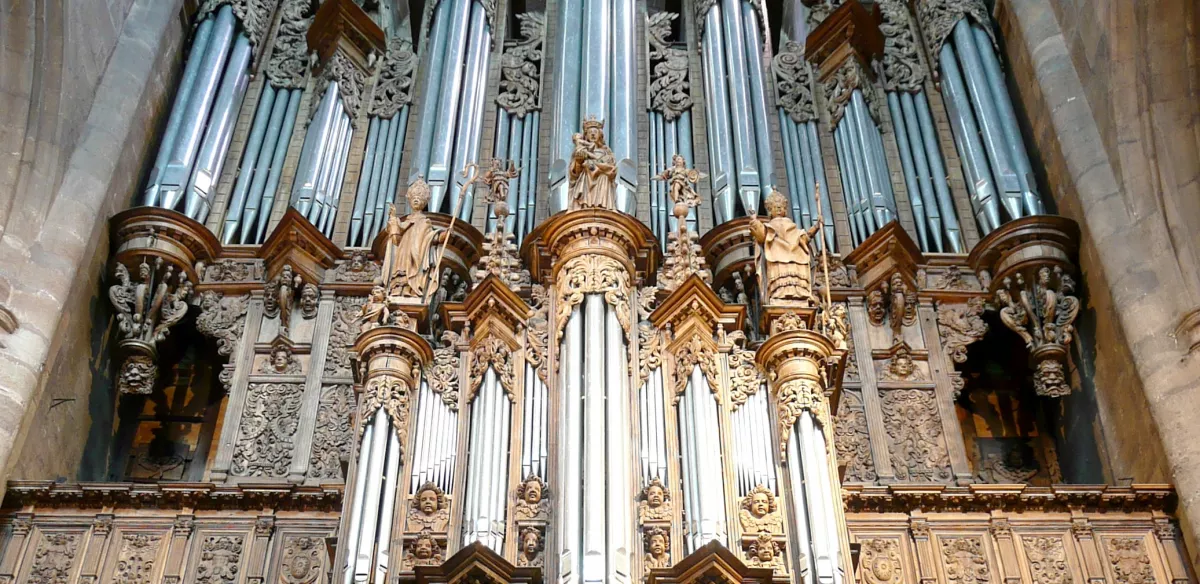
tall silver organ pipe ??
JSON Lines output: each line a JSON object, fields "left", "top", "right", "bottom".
{"left": 344, "top": 407, "right": 402, "bottom": 584}
{"left": 557, "top": 297, "right": 634, "bottom": 584}
{"left": 462, "top": 367, "right": 512, "bottom": 551}
{"left": 409, "top": 381, "right": 459, "bottom": 496}
{"left": 410, "top": 0, "right": 493, "bottom": 217}
{"left": 144, "top": 6, "right": 254, "bottom": 221}
{"left": 521, "top": 346, "right": 549, "bottom": 480}
{"left": 290, "top": 82, "right": 354, "bottom": 239}
{"left": 878, "top": 0, "right": 964, "bottom": 252}
{"left": 731, "top": 389, "right": 777, "bottom": 497}
{"left": 921, "top": 1, "right": 1043, "bottom": 234}
{"left": 637, "top": 332, "right": 669, "bottom": 486}
{"left": 786, "top": 413, "right": 842, "bottom": 584}
{"left": 549, "top": 0, "right": 638, "bottom": 213}
{"left": 698, "top": 1, "right": 776, "bottom": 224}
{"left": 493, "top": 12, "right": 546, "bottom": 243}
{"left": 772, "top": 38, "right": 836, "bottom": 251}
{"left": 676, "top": 367, "right": 728, "bottom": 552}
{"left": 828, "top": 66, "right": 898, "bottom": 247}
{"left": 222, "top": 84, "right": 304, "bottom": 244}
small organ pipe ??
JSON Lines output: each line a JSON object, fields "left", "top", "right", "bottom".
{"left": 350, "top": 117, "right": 382, "bottom": 246}
{"left": 898, "top": 92, "right": 947, "bottom": 252}
{"left": 224, "top": 84, "right": 277, "bottom": 243}
{"left": 250, "top": 88, "right": 302, "bottom": 243}
{"left": 292, "top": 83, "right": 338, "bottom": 216}
{"left": 186, "top": 34, "right": 251, "bottom": 221}
{"left": 912, "top": 92, "right": 963, "bottom": 252}
{"left": 888, "top": 92, "right": 930, "bottom": 250}
{"left": 373, "top": 430, "right": 402, "bottom": 582}
{"left": 343, "top": 420, "right": 374, "bottom": 584}
{"left": 354, "top": 409, "right": 390, "bottom": 581}
{"left": 145, "top": 17, "right": 214, "bottom": 206}
{"left": 580, "top": 0, "right": 611, "bottom": 119}
{"left": 604, "top": 305, "right": 631, "bottom": 583}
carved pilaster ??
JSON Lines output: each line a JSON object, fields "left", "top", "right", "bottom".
{"left": 162, "top": 515, "right": 195, "bottom": 584}
{"left": 968, "top": 216, "right": 1082, "bottom": 397}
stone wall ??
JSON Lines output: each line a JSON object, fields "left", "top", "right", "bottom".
{"left": 0, "top": 0, "right": 188, "bottom": 482}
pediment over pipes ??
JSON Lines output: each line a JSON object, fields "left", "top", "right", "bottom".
{"left": 414, "top": 542, "right": 541, "bottom": 584}
{"left": 646, "top": 541, "right": 774, "bottom": 584}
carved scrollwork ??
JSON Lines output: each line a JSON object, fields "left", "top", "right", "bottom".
{"left": 195, "top": 536, "right": 244, "bottom": 584}
{"left": 936, "top": 297, "right": 988, "bottom": 372}
{"left": 775, "top": 378, "right": 828, "bottom": 458}
{"left": 231, "top": 383, "right": 304, "bottom": 478}
{"left": 109, "top": 258, "right": 194, "bottom": 394}
{"left": 113, "top": 534, "right": 160, "bottom": 584}
{"left": 474, "top": 230, "right": 532, "bottom": 289}
{"left": 647, "top": 12, "right": 692, "bottom": 120}
{"left": 879, "top": 0, "right": 926, "bottom": 92}
{"left": 739, "top": 485, "right": 784, "bottom": 535}
{"left": 280, "top": 537, "right": 324, "bottom": 584}
{"left": 317, "top": 52, "right": 368, "bottom": 124}
{"left": 1106, "top": 538, "right": 1155, "bottom": 584}
{"left": 834, "top": 389, "right": 876, "bottom": 482}
{"left": 325, "top": 296, "right": 366, "bottom": 378}
{"left": 196, "top": 291, "right": 250, "bottom": 358}
{"left": 671, "top": 333, "right": 720, "bottom": 404}
{"left": 497, "top": 12, "right": 545, "bottom": 117}
{"left": 308, "top": 384, "right": 354, "bottom": 480}
{"left": 1022, "top": 537, "right": 1072, "bottom": 584}
{"left": 942, "top": 537, "right": 990, "bottom": 584}
{"left": 555, "top": 255, "right": 632, "bottom": 342}
{"left": 881, "top": 388, "right": 952, "bottom": 482}
{"left": 931, "top": 265, "right": 974, "bottom": 291}
{"left": 27, "top": 532, "right": 80, "bottom": 584}
{"left": 428, "top": 331, "right": 461, "bottom": 411}
{"left": 526, "top": 288, "right": 551, "bottom": 386}
{"left": 199, "top": 258, "right": 263, "bottom": 283}
{"left": 728, "top": 339, "right": 765, "bottom": 409}
{"left": 468, "top": 336, "right": 516, "bottom": 403}
{"left": 773, "top": 41, "right": 818, "bottom": 124}
{"left": 371, "top": 38, "right": 416, "bottom": 119}
{"left": 638, "top": 323, "right": 664, "bottom": 389}
{"left": 197, "top": 0, "right": 275, "bottom": 47}
{"left": 861, "top": 539, "right": 903, "bottom": 584}
{"left": 264, "top": 0, "right": 315, "bottom": 89}
{"left": 360, "top": 374, "right": 413, "bottom": 439}
{"left": 915, "top": 0, "right": 997, "bottom": 60}
{"left": 824, "top": 59, "right": 887, "bottom": 128}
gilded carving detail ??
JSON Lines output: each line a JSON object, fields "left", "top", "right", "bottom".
{"left": 739, "top": 485, "right": 783, "bottom": 535}
{"left": 861, "top": 539, "right": 903, "bottom": 584}
{"left": 773, "top": 41, "right": 818, "bottom": 124}
{"left": 264, "top": 0, "right": 314, "bottom": 88}
{"left": 429, "top": 331, "right": 462, "bottom": 411}
{"left": 879, "top": 0, "right": 926, "bottom": 92}
{"left": 195, "top": 535, "right": 244, "bottom": 584}
{"left": 496, "top": 12, "right": 545, "bottom": 117}
{"left": 468, "top": 336, "right": 516, "bottom": 403}
{"left": 109, "top": 258, "right": 193, "bottom": 394}
{"left": 280, "top": 537, "right": 324, "bottom": 584}
{"left": 834, "top": 389, "right": 876, "bottom": 482}
{"left": 370, "top": 38, "right": 416, "bottom": 119}
{"left": 647, "top": 12, "right": 692, "bottom": 120}
{"left": 555, "top": 254, "right": 632, "bottom": 341}
{"left": 638, "top": 477, "right": 672, "bottom": 523}
{"left": 1106, "top": 538, "right": 1155, "bottom": 584}
{"left": 407, "top": 482, "right": 450, "bottom": 532}
{"left": 514, "top": 475, "right": 549, "bottom": 521}
{"left": 308, "top": 384, "right": 354, "bottom": 480}
{"left": 113, "top": 534, "right": 161, "bottom": 584}
{"left": 995, "top": 268, "right": 1081, "bottom": 397}
{"left": 881, "top": 388, "right": 952, "bottom": 482}
{"left": 942, "top": 537, "right": 990, "bottom": 584}
{"left": 1022, "top": 537, "right": 1072, "bottom": 584}
{"left": 231, "top": 383, "right": 304, "bottom": 478}
{"left": 27, "top": 532, "right": 79, "bottom": 584}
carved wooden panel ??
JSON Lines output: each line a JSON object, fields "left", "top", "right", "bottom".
{"left": 879, "top": 388, "right": 952, "bottom": 482}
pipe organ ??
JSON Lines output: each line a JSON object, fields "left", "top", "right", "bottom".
{"left": 4, "top": 2, "right": 1195, "bottom": 584}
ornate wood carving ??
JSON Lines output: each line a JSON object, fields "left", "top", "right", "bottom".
{"left": 834, "top": 389, "right": 876, "bottom": 482}
{"left": 860, "top": 539, "right": 903, "bottom": 584}
{"left": 942, "top": 537, "right": 990, "bottom": 584}
{"left": 773, "top": 41, "right": 818, "bottom": 124}
{"left": 497, "top": 12, "right": 545, "bottom": 117}
{"left": 266, "top": 0, "right": 316, "bottom": 88}
{"left": 231, "top": 383, "right": 304, "bottom": 478}
{"left": 647, "top": 12, "right": 692, "bottom": 120}
{"left": 880, "top": 388, "right": 952, "bottom": 481}
{"left": 308, "top": 384, "right": 354, "bottom": 479}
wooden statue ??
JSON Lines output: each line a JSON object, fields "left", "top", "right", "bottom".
{"left": 748, "top": 188, "right": 822, "bottom": 306}
{"left": 568, "top": 117, "right": 617, "bottom": 211}
{"left": 380, "top": 177, "right": 447, "bottom": 300}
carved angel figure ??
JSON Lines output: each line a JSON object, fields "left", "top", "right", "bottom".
{"left": 407, "top": 481, "right": 450, "bottom": 531}
{"left": 748, "top": 188, "right": 822, "bottom": 306}
{"left": 638, "top": 476, "right": 672, "bottom": 523}
{"left": 360, "top": 286, "right": 390, "bottom": 333}
{"left": 478, "top": 158, "right": 520, "bottom": 223}
{"left": 514, "top": 474, "right": 549, "bottom": 521}
{"left": 643, "top": 527, "right": 671, "bottom": 570}
{"left": 567, "top": 117, "right": 617, "bottom": 211}
{"left": 517, "top": 526, "right": 544, "bottom": 567}
{"left": 996, "top": 287, "right": 1032, "bottom": 347}
{"left": 380, "top": 177, "right": 448, "bottom": 300}
{"left": 739, "top": 484, "right": 784, "bottom": 534}
{"left": 654, "top": 154, "right": 705, "bottom": 229}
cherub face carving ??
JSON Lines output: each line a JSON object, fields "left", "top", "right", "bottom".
{"left": 418, "top": 488, "right": 439, "bottom": 515}
{"left": 647, "top": 484, "right": 665, "bottom": 508}
{"left": 649, "top": 534, "right": 667, "bottom": 557}
{"left": 521, "top": 529, "right": 540, "bottom": 556}
{"left": 750, "top": 492, "right": 770, "bottom": 518}
{"left": 414, "top": 538, "right": 434, "bottom": 559}
{"left": 523, "top": 480, "right": 542, "bottom": 505}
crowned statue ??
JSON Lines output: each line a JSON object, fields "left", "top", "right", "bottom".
{"left": 380, "top": 177, "right": 447, "bottom": 301}
{"left": 568, "top": 117, "right": 618, "bottom": 211}
{"left": 749, "top": 188, "right": 822, "bottom": 306}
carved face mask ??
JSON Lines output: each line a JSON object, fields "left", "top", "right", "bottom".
{"left": 751, "top": 493, "right": 770, "bottom": 517}
{"left": 419, "top": 490, "right": 438, "bottom": 514}
{"left": 647, "top": 485, "right": 665, "bottom": 507}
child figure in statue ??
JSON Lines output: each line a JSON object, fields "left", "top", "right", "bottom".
{"left": 568, "top": 117, "right": 618, "bottom": 211}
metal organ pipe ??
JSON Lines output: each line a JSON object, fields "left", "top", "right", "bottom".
{"left": 250, "top": 88, "right": 302, "bottom": 243}
{"left": 551, "top": 0, "right": 584, "bottom": 211}
{"left": 186, "top": 34, "right": 251, "bottom": 222}
{"left": 224, "top": 84, "right": 277, "bottom": 242}
{"left": 374, "top": 429, "right": 402, "bottom": 582}
{"left": 938, "top": 42, "right": 1001, "bottom": 232}
{"left": 342, "top": 421, "right": 374, "bottom": 584}
{"left": 450, "top": 3, "right": 492, "bottom": 221}
{"left": 426, "top": 0, "right": 473, "bottom": 212}
{"left": 786, "top": 433, "right": 816, "bottom": 584}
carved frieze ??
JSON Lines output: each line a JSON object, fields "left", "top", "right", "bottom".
{"left": 497, "top": 12, "right": 545, "bottom": 117}
{"left": 880, "top": 388, "right": 952, "bottom": 482}
{"left": 195, "top": 535, "right": 244, "bottom": 584}
{"left": 878, "top": 0, "right": 925, "bottom": 92}
{"left": 1022, "top": 537, "right": 1072, "bottom": 584}
{"left": 775, "top": 378, "right": 828, "bottom": 458}
{"left": 359, "top": 375, "right": 412, "bottom": 439}
{"left": 113, "top": 534, "right": 161, "bottom": 584}
{"left": 738, "top": 485, "right": 783, "bottom": 535}
{"left": 308, "top": 384, "right": 354, "bottom": 480}
{"left": 671, "top": 332, "right": 720, "bottom": 403}
{"left": 108, "top": 258, "right": 194, "bottom": 394}
{"left": 773, "top": 41, "right": 818, "bottom": 124}
{"left": 647, "top": 12, "right": 692, "bottom": 120}
{"left": 199, "top": 258, "right": 264, "bottom": 283}
{"left": 638, "top": 322, "right": 664, "bottom": 389}
{"left": 931, "top": 265, "right": 975, "bottom": 291}
{"left": 265, "top": 0, "right": 315, "bottom": 88}
{"left": 231, "top": 383, "right": 304, "bottom": 478}
{"left": 27, "top": 532, "right": 80, "bottom": 584}
{"left": 861, "top": 539, "right": 903, "bottom": 584}
{"left": 834, "top": 389, "right": 876, "bottom": 482}
{"left": 280, "top": 536, "right": 324, "bottom": 584}
{"left": 407, "top": 482, "right": 450, "bottom": 532}
{"left": 942, "top": 537, "right": 990, "bottom": 584}
{"left": 370, "top": 38, "right": 416, "bottom": 119}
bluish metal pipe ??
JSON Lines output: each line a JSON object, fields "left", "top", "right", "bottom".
{"left": 240, "top": 85, "right": 291, "bottom": 244}
{"left": 833, "top": 126, "right": 863, "bottom": 245}
{"left": 145, "top": 17, "right": 215, "bottom": 206}
{"left": 791, "top": 117, "right": 814, "bottom": 225}
{"left": 498, "top": 115, "right": 521, "bottom": 232}
{"left": 411, "top": 0, "right": 453, "bottom": 185}
{"left": 325, "top": 121, "right": 354, "bottom": 236}
{"left": 743, "top": 0, "right": 776, "bottom": 199}
{"left": 938, "top": 42, "right": 1001, "bottom": 232}
{"left": 778, "top": 113, "right": 802, "bottom": 222}
{"left": 953, "top": 20, "right": 1021, "bottom": 221}
{"left": 580, "top": 0, "right": 611, "bottom": 119}
{"left": 490, "top": 113, "right": 512, "bottom": 234}
{"left": 251, "top": 88, "right": 301, "bottom": 244}
{"left": 911, "top": 92, "right": 962, "bottom": 252}
{"left": 649, "top": 113, "right": 661, "bottom": 239}
{"left": 427, "top": 0, "right": 474, "bottom": 212}
{"left": 362, "top": 117, "right": 394, "bottom": 245}
{"left": 292, "top": 83, "right": 339, "bottom": 216}
{"left": 841, "top": 106, "right": 875, "bottom": 235}
{"left": 847, "top": 94, "right": 885, "bottom": 231}
{"left": 524, "top": 113, "right": 540, "bottom": 239}
{"left": 899, "top": 92, "right": 946, "bottom": 252}
{"left": 703, "top": 8, "right": 735, "bottom": 224}
{"left": 375, "top": 109, "right": 407, "bottom": 238}
{"left": 350, "top": 116, "right": 382, "bottom": 246}
{"left": 514, "top": 116, "right": 534, "bottom": 234}
{"left": 551, "top": 0, "right": 584, "bottom": 212}
{"left": 161, "top": 6, "right": 237, "bottom": 211}
{"left": 224, "top": 84, "right": 276, "bottom": 243}
{"left": 719, "top": 0, "right": 759, "bottom": 214}
{"left": 678, "top": 112, "right": 697, "bottom": 232}
{"left": 808, "top": 121, "right": 836, "bottom": 250}
{"left": 610, "top": 0, "right": 635, "bottom": 172}
{"left": 456, "top": 13, "right": 492, "bottom": 222}
{"left": 310, "top": 106, "right": 347, "bottom": 224}
{"left": 972, "top": 24, "right": 1042, "bottom": 216}
{"left": 187, "top": 34, "right": 251, "bottom": 221}
{"left": 887, "top": 92, "right": 930, "bottom": 250}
